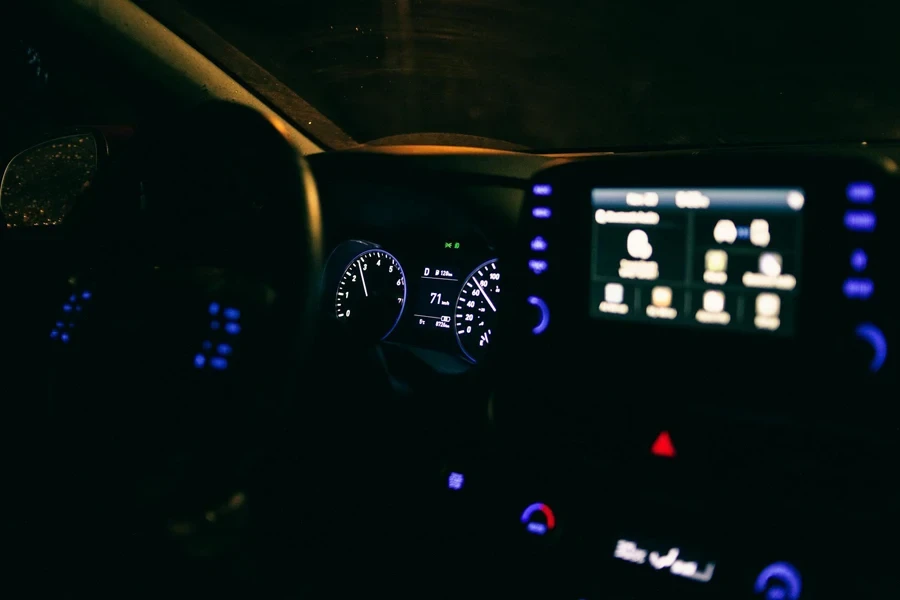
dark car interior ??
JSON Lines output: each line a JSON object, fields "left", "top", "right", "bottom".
{"left": 1, "top": 1, "right": 898, "bottom": 598}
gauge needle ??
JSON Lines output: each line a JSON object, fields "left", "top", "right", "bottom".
{"left": 473, "top": 278, "right": 496, "bottom": 312}
{"left": 358, "top": 260, "right": 369, "bottom": 297}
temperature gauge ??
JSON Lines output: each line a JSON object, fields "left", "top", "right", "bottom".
{"left": 455, "top": 259, "right": 500, "bottom": 363}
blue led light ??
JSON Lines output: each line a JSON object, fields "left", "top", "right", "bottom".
{"left": 844, "top": 210, "right": 876, "bottom": 232}
{"left": 202, "top": 340, "right": 212, "bottom": 351}
{"left": 225, "top": 323, "right": 241, "bottom": 335}
{"left": 194, "top": 354, "right": 206, "bottom": 368}
{"left": 520, "top": 502, "right": 555, "bottom": 536}
{"left": 528, "top": 259, "right": 548, "bottom": 275}
{"left": 530, "top": 236, "right": 548, "bottom": 252}
{"left": 210, "top": 357, "right": 228, "bottom": 370}
{"left": 223, "top": 307, "right": 241, "bottom": 320}
{"left": 846, "top": 181, "right": 874, "bottom": 204}
{"left": 60, "top": 332, "right": 70, "bottom": 343}
{"left": 850, "top": 249, "right": 868, "bottom": 272}
{"left": 532, "top": 207, "right": 552, "bottom": 219}
{"left": 532, "top": 184, "right": 552, "bottom": 196}
{"left": 217, "top": 343, "right": 233, "bottom": 355}
{"left": 81, "top": 291, "right": 92, "bottom": 300}
{"left": 526, "top": 523, "right": 547, "bottom": 535}
{"left": 69, "top": 295, "right": 76, "bottom": 302}
{"left": 737, "top": 226, "right": 750, "bottom": 240}
{"left": 62, "top": 304, "right": 72, "bottom": 313}
{"left": 855, "top": 323, "right": 887, "bottom": 373}
{"left": 209, "top": 302, "right": 220, "bottom": 316}
{"left": 210, "top": 320, "right": 221, "bottom": 330}
{"left": 754, "top": 562, "right": 801, "bottom": 600}
{"left": 75, "top": 305, "right": 82, "bottom": 312}
{"left": 50, "top": 329, "right": 59, "bottom": 339}
{"left": 843, "top": 278, "right": 874, "bottom": 299}
{"left": 447, "top": 472, "right": 464, "bottom": 490}
{"left": 56, "top": 321, "right": 64, "bottom": 328}
{"left": 527, "top": 296, "right": 550, "bottom": 335}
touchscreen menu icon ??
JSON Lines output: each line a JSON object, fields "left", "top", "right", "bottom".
{"left": 619, "top": 230, "right": 660, "bottom": 280}
{"left": 599, "top": 283, "right": 629, "bottom": 315}
{"left": 713, "top": 219, "right": 737, "bottom": 244}
{"left": 696, "top": 290, "right": 731, "bottom": 325}
{"left": 627, "top": 230, "right": 653, "bottom": 260}
{"left": 758, "top": 252, "right": 782, "bottom": 277}
{"left": 703, "top": 250, "right": 728, "bottom": 284}
{"left": 754, "top": 293, "right": 781, "bottom": 331}
{"left": 750, "top": 219, "right": 771, "bottom": 247}
{"left": 646, "top": 286, "right": 676, "bottom": 320}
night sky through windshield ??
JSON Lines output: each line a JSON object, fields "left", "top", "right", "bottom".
{"left": 170, "top": 0, "right": 899, "bottom": 150}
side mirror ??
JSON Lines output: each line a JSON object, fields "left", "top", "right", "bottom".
{"left": 0, "top": 132, "right": 106, "bottom": 229}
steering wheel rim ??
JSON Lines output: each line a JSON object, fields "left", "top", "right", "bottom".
{"left": 44, "top": 101, "right": 323, "bottom": 557}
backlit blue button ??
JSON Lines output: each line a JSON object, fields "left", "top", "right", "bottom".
{"left": 844, "top": 210, "right": 876, "bottom": 232}
{"left": 855, "top": 323, "right": 887, "bottom": 373}
{"left": 528, "top": 296, "right": 550, "bottom": 335}
{"left": 532, "top": 207, "right": 552, "bottom": 219}
{"left": 846, "top": 181, "right": 874, "bottom": 204}
{"left": 528, "top": 259, "right": 548, "bottom": 275}
{"left": 532, "top": 184, "right": 552, "bottom": 196}
{"left": 530, "top": 236, "right": 548, "bottom": 252}
{"left": 850, "top": 249, "right": 868, "bottom": 272}
{"left": 843, "top": 278, "right": 873, "bottom": 299}
{"left": 754, "top": 562, "right": 801, "bottom": 600}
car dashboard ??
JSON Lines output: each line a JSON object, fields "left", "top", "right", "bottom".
{"left": 310, "top": 151, "right": 523, "bottom": 370}
{"left": 2, "top": 109, "right": 899, "bottom": 599}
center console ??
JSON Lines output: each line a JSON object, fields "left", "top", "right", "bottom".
{"left": 446, "top": 150, "right": 899, "bottom": 599}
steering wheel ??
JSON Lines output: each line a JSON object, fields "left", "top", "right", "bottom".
{"left": 42, "top": 102, "right": 323, "bottom": 590}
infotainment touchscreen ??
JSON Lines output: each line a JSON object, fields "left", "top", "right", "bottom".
{"left": 589, "top": 188, "right": 804, "bottom": 334}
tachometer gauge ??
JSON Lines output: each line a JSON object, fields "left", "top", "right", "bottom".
{"left": 335, "top": 249, "right": 406, "bottom": 339}
{"left": 455, "top": 259, "right": 500, "bottom": 363}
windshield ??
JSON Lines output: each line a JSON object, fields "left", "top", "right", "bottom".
{"left": 161, "top": 0, "right": 899, "bottom": 150}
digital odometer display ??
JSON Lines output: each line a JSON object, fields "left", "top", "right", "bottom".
{"left": 589, "top": 188, "right": 804, "bottom": 335}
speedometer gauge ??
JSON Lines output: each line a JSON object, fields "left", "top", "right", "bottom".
{"left": 335, "top": 249, "right": 406, "bottom": 339}
{"left": 455, "top": 259, "right": 500, "bottom": 363}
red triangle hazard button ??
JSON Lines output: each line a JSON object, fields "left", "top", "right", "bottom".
{"left": 651, "top": 431, "right": 677, "bottom": 458}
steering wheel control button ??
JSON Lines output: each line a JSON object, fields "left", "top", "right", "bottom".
{"left": 520, "top": 502, "right": 556, "bottom": 536}
{"left": 846, "top": 181, "right": 874, "bottom": 204}
{"left": 754, "top": 562, "right": 802, "bottom": 600}
{"left": 528, "top": 296, "right": 550, "bottom": 335}
{"left": 855, "top": 323, "right": 887, "bottom": 373}
{"left": 50, "top": 288, "right": 93, "bottom": 344}
{"left": 195, "top": 301, "right": 241, "bottom": 370}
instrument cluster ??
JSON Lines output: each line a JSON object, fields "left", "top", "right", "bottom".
{"left": 322, "top": 238, "right": 501, "bottom": 364}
